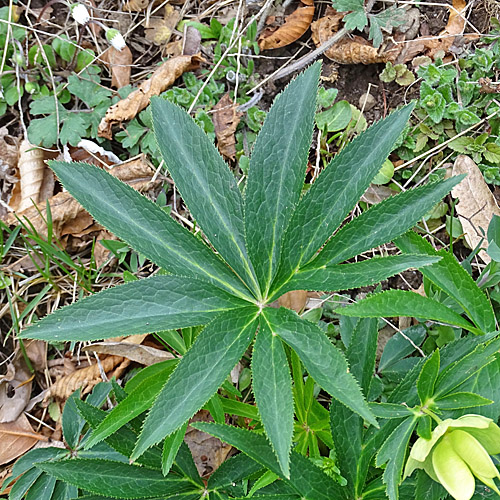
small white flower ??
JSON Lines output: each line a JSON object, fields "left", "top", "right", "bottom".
{"left": 71, "top": 3, "right": 90, "bottom": 25}
{"left": 106, "top": 28, "right": 126, "bottom": 51}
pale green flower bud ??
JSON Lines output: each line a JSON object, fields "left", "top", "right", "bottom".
{"left": 105, "top": 29, "right": 126, "bottom": 51}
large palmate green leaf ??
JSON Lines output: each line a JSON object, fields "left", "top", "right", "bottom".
{"left": 310, "top": 176, "right": 464, "bottom": 268}
{"left": 252, "top": 318, "right": 294, "bottom": 477}
{"left": 263, "top": 307, "right": 377, "bottom": 426}
{"left": 37, "top": 459, "right": 196, "bottom": 499}
{"left": 132, "top": 307, "right": 259, "bottom": 461}
{"left": 395, "top": 231, "right": 495, "bottom": 333}
{"left": 272, "top": 254, "right": 440, "bottom": 298}
{"left": 191, "top": 422, "right": 347, "bottom": 500}
{"left": 245, "top": 63, "right": 320, "bottom": 294}
{"left": 19, "top": 276, "right": 247, "bottom": 342}
{"left": 48, "top": 161, "right": 251, "bottom": 300}
{"left": 274, "top": 105, "right": 414, "bottom": 290}
{"left": 339, "top": 290, "right": 482, "bottom": 335}
{"left": 151, "top": 97, "right": 260, "bottom": 296}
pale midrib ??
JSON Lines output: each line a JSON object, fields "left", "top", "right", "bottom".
{"left": 172, "top": 136, "right": 261, "bottom": 298}
{"left": 82, "top": 181, "right": 252, "bottom": 302}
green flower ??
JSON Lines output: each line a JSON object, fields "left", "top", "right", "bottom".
{"left": 404, "top": 414, "right": 500, "bottom": 500}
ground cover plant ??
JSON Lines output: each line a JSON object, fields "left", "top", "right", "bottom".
{"left": 3, "top": 2, "right": 500, "bottom": 500}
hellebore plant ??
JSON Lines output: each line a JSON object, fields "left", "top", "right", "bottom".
{"left": 20, "top": 63, "right": 465, "bottom": 492}
{"left": 405, "top": 414, "right": 500, "bottom": 500}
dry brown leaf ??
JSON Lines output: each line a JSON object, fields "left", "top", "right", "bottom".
{"left": 0, "top": 414, "right": 47, "bottom": 465}
{"left": 123, "top": 0, "right": 148, "bottom": 11}
{"left": 101, "top": 46, "right": 133, "bottom": 89}
{"left": 0, "top": 349, "right": 32, "bottom": 423}
{"left": 0, "top": 126, "right": 19, "bottom": 172}
{"left": 183, "top": 26, "right": 202, "bottom": 56}
{"left": 278, "top": 290, "right": 308, "bottom": 313}
{"left": 17, "top": 140, "right": 45, "bottom": 212}
{"left": 311, "top": 8, "right": 400, "bottom": 63}
{"left": 451, "top": 155, "right": 500, "bottom": 263}
{"left": 145, "top": 5, "right": 180, "bottom": 46}
{"left": 420, "top": 0, "right": 478, "bottom": 57}
{"left": 185, "top": 410, "right": 232, "bottom": 477}
{"left": 212, "top": 94, "right": 242, "bottom": 160}
{"left": 98, "top": 54, "right": 202, "bottom": 139}
{"left": 6, "top": 156, "right": 159, "bottom": 238}
{"left": 83, "top": 342, "right": 175, "bottom": 365}
{"left": 43, "top": 355, "right": 124, "bottom": 404}
{"left": 259, "top": 3, "right": 315, "bottom": 50}
{"left": 361, "top": 185, "right": 396, "bottom": 205}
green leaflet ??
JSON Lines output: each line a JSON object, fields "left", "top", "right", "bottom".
{"left": 376, "top": 416, "right": 418, "bottom": 500}
{"left": 151, "top": 97, "right": 260, "bottom": 297}
{"left": 252, "top": 317, "right": 294, "bottom": 478}
{"left": 19, "top": 276, "right": 247, "bottom": 342}
{"left": 191, "top": 422, "right": 347, "bottom": 500}
{"left": 132, "top": 307, "right": 259, "bottom": 461}
{"left": 245, "top": 63, "right": 320, "bottom": 294}
{"left": 417, "top": 349, "right": 440, "bottom": 403}
{"left": 263, "top": 307, "right": 377, "bottom": 426}
{"left": 273, "top": 254, "right": 440, "bottom": 299}
{"left": 83, "top": 360, "right": 176, "bottom": 449}
{"left": 338, "top": 290, "right": 482, "bottom": 335}
{"left": 395, "top": 231, "right": 496, "bottom": 333}
{"left": 48, "top": 161, "right": 251, "bottom": 301}
{"left": 75, "top": 399, "right": 164, "bottom": 471}
{"left": 25, "top": 473, "right": 56, "bottom": 500}
{"left": 274, "top": 104, "right": 414, "bottom": 287}
{"left": 162, "top": 422, "right": 188, "bottom": 475}
{"left": 37, "top": 459, "right": 195, "bottom": 499}
{"left": 434, "top": 392, "right": 492, "bottom": 410}
{"left": 310, "top": 176, "right": 464, "bottom": 268}
{"left": 50, "top": 481, "right": 77, "bottom": 500}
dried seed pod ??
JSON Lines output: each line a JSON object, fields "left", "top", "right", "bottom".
{"left": 17, "top": 140, "right": 45, "bottom": 211}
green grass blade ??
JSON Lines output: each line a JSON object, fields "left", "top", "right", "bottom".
{"left": 263, "top": 307, "right": 377, "bottom": 427}
{"left": 273, "top": 254, "right": 440, "bottom": 298}
{"left": 20, "top": 276, "right": 247, "bottom": 342}
{"left": 395, "top": 231, "right": 496, "bottom": 333}
{"left": 274, "top": 104, "right": 414, "bottom": 287}
{"left": 312, "top": 176, "right": 464, "bottom": 268}
{"left": 338, "top": 290, "right": 482, "bottom": 335}
{"left": 37, "top": 459, "right": 194, "bottom": 499}
{"left": 48, "top": 161, "right": 251, "bottom": 300}
{"left": 192, "top": 422, "right": 347, "bottom": 500}
{"left": 131, "top": 307, "right": 259, "bottom": 461}
{"left": 151, "top": 97, "right": 260, "bottom": 296}
{"left": 252, "top": 318, "right": 294, "bottom": 477}
{"left": 244, "top": 63, "right": 320, "bottom": 294}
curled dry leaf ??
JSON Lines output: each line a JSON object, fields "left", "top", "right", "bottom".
{"left": 101, "top": 46, "right": 133, "bottom": 89}
{"left": 83, "top": 333, "right": 175, "bottom": 366}
{"left": 43, "top": 355, "right": 125, "bottom": 404}
{"left": 6, "top": 156, "right": 160, "bottom": 238}
{"left": 259, "top": 1, "right": 315, "bottom": 50}
{"left": 145, "top": 4, "right": 180, "bottom": 46}
{"left": 311, "top": 8, "right": 400, "bottom": 64}
{"left": 212, "top": 94, "right": 242, "bottom": 160}
{"left": 451, "top": 155, "right": 500, "bottom": 264}
{"left": 0, "top": 413, "right": 47, "bottom": 465}
{"left": 98, "top": 54, "right": 202, "bottom": 139}
{"left": 186, "top": 410, "right": 232, "bottom": 477}
{"left": 17, "top": 140, "right": 45, "bottom": 212}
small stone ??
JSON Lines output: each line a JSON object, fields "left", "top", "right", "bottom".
{"left": 359, "top": 92, "right": 376, "bottom": 111}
